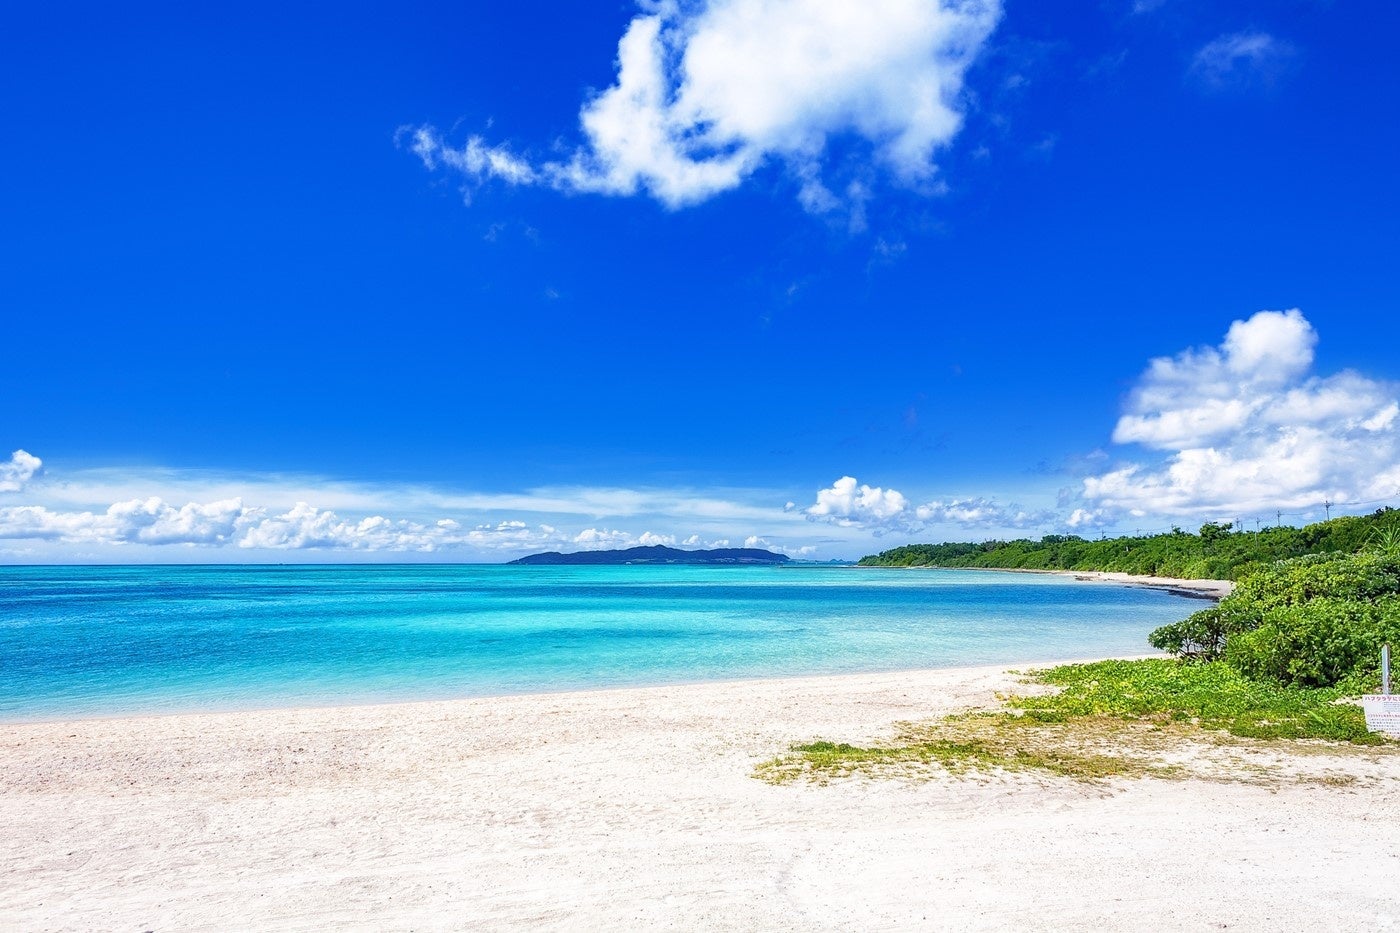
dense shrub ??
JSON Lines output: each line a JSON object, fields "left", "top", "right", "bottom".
{"left": 1147, "top": 606, "right": 1232, "bottom": 660}
{"left": 1229, "top": 551, "right": 1400, "bottom": 611}
{"left": 1149, "top": 551, "right": 1400, "bottom": 688}
{"left": 1225, "top": 597, "right": 1400, "bottom": 689}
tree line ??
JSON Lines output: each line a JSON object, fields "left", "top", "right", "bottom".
{"left": 857, "top": 508, "right": 1398, "bottom": 581}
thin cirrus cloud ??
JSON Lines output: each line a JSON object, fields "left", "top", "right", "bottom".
{"left": 1190, "top": 31, "right": 1295, "bottom": 88}
{"left": 1081, "top": 309, "right": 1400, "bottom": 520}
{"left": 408, "top": 0, "right": 1002, "bottom": 212}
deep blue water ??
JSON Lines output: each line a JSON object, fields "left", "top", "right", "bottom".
{"left": 0, "top": 564, "right": 1201, "bottom": 721}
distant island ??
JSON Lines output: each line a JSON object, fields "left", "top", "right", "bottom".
{"left": 509, "top": 545, "right": 790, "bottom": 566}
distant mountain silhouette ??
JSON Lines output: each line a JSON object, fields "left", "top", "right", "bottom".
{"left": 508, "top": 545, "right": 790, "bottom": 565}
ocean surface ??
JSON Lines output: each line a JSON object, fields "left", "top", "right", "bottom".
{"left": 0, "top": 564, "right": 1204, "bottom": 721}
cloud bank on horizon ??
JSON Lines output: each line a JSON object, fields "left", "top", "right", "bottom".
{"left": 0, "top": 453, "right": 821, "bottom": 559}
{"left": 3, "top": 311, "right": 1397, "bottom": 560}
{"left": 408, "top": 0, "right": 1001, "bottom": 212}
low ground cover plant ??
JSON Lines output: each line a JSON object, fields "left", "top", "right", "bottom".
{"left": 757, "top": 659, "right": 1392, "bottom": 785}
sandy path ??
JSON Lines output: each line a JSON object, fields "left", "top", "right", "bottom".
{"left": 2, "top": 663, "right": 1395, "bottom": 931}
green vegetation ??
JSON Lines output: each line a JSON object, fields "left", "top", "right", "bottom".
{"left": 1019, "top": 658, "right": 1379, "bottom": 742}
{"left": 858, "top": 508, "right": 1398, "bottom": 581}
{"left": 1149, "top": 548, "right": 1400, "bottom": 689}
{"left": 757, "top": 659, "right": 1392, "bottom": 786}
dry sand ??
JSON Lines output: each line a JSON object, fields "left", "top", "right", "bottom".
{"left": 3, "top": 662, "right": 1396, "bottom": 931}
{"left": 940, "top": 566, "right": 1236, "bottom": 600}
{"left": 1059, "top": 571, "right": 1235, "bottom": 600}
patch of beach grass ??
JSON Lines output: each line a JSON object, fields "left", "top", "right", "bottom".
{"left": 1012, "top": 658, "right": 1384, "bottom": 744}
{"left": 757, "top": 659, "right": 1395, "bottom": 786}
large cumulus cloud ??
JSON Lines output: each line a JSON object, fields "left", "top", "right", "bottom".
{"left": 1083, "top": 309, "right": 1400, "bottom": 518}
{"left": 409, "top": 0, "right": 1001, "bottom": 211}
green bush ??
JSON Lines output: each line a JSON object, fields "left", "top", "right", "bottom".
{"left": 1229, "top": 551, "right": 1400, "bottom": 611}
{"left": 1148, "top": 605, "right": 1232, "bottom": 660}
{"left": 1149, "top": 551, "right": 1400, "bottom": 688}
{"left": 1225, "top": 597, "right": 1400, "bottom": 689}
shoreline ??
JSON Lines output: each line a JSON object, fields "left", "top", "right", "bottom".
{"left": 4, "top": 658, "right": 1394, "bottom": 930}
{"left": 875, "top": 563, "right": 1236, "bottom": 600}
{"left": 0, "top": 652, "right": 1167, "bottom": 728}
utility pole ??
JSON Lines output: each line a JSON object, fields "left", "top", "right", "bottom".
{"left": 1277, "top": 510, "right": 1283, "bottom": 527}
{"left": 1325, "top": 500, "right": 1332, "bottom": 521}
{"left": 1254, "top": 517, "right": 1261, "bottom": 532}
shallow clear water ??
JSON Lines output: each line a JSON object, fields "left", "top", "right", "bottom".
{"left": 0, "top": 564, "right": 1201, "bottom": 721}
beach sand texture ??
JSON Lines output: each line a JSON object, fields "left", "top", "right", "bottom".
{"left": 3, "top": 663, "right": 1396, "bottom": 931}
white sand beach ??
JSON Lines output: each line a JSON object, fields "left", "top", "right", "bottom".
{"left": 1058, "top": 570, "right": 1236, "bottom": 599}
{"left": 3, "top": 662, "right": 1396, "bottom": 931}
{"left": 936, "top": 566, "right": 1237, "bottom": 600}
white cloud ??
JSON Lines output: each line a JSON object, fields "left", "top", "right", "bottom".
{"left": 110, "top": 497, "right": 253, "bottom": 545}
{"left": 0, "top": 494, "right": 565, "bottom": 554}
{"left": 410, "top": 0, "right": 1001, "bottom": 211}
{"left": 0, "top": 497, "right": 252, "bottom": 546}
{"left": 567, "top": 528, "right": 693, "bottom": 550}
{"left": 803, "top": 476, "right": 1049, "bottom": 534}
{"left": 1065, "top": 508, "right": 1110, "bottom": 529}
{"left": 743, "top": 535, "right": 817, "bottom": 557}
{"left": 0, "top": 453, "right": 825, "bottom": 560}
{"left": 915, "top": 497, "right": 1050, "bottom": 527}
{"left": 405, "top": 127, "right": 537, "bottom": 198}
{"left": 1083, "top": 309, "right": 1400, "bottom": 517}
{"left": 571, "top": 527, "right": 641, "bottom": 549}
{"left": 238, "top": 503, "right": 441, "bottom": 552}
{"left": 683, "top": 534, "right": 731, "bottom": 548}
{"left": 806, "top": 476, "right": 912, "bottom": 528}
{"left": 0, "top": 450, "right": 41, "bottom": 493}
{"left": 1191, "top": 32, "right": 1294, "bottom": 88}
{"left": 457, "top": 521, "right": 564, "bottom": 552}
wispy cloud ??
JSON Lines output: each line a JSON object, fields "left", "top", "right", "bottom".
{"left": 1190, "top": 31, "right": 1295, "bottom": 89}
{"left": 407, "top": 0, "right": 1002, "bottom": 214}
{"left": 1082, "top": 309, "right": 1400, "bottom": 518}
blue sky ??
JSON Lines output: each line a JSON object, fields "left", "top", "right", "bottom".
{"left": 3, "top": 0, "right": 1398, "bottom": 562}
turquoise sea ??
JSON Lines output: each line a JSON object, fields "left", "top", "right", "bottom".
{"left": 0, "top": 564, "right": 1203, "bottom": 722}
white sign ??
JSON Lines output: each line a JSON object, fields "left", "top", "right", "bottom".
{"left": 1362, "top": 695, "right": 1400, "bottom": 737}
